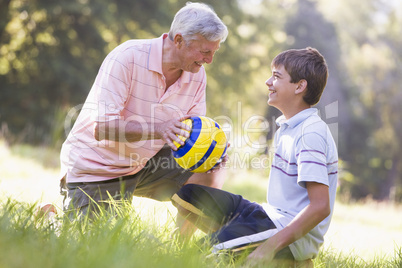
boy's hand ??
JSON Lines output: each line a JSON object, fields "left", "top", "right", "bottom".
{"left": 206, "top": 142, "right": 230, "bottom": 173}
{"left": 246, "top": 240, "right": 276, "bottom": 267}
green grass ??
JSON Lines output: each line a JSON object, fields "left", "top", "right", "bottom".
{"left": 0, "top": 199, "right": 401, "bottom": 268}
{"left": 1, "top": 139, "right": 402, "bottom": 267}
{"left": 0, "top": 199, "right": 219, "bottom": 268}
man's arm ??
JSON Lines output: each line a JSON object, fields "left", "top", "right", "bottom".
{"left": 247, "top": 182, "right": 330, "bottom": 264}
{"left": 93, "top": 115, "right": 192, "bottom": 150}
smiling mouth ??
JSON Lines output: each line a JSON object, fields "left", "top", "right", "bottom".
{"left": 195, "top": 61, "right": 203, "bottom": 66}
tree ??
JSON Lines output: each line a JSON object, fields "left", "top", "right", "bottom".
{"left": 0, "top": 0, "right": 281, "bottom": 146}
{"left": 316, "top": 0, "right": 402, "bottom": 201}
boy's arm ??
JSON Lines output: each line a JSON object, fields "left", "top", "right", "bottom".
{"left": 247, "top": 182, "right": 331, "bottom": 264}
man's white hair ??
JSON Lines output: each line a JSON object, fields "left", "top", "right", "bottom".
{"left": 168, "top": 2, "right": 228, "bottom": 43}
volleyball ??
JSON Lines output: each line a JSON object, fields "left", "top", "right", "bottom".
{"left": 172, "top": 116, "right": 227, "bottom": 173}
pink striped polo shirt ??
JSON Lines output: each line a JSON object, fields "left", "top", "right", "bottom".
{"left": 60, "top": 34, "right": 207, "bottom": 183}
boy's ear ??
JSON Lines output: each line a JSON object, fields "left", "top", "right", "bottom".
{"left": 295, "top": 79, "right": 307, "bottom": 95}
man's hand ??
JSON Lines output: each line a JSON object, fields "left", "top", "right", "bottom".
{"left": 155, "top": 115, "right": 192, "bottom": 150}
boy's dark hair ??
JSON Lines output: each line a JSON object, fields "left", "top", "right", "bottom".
{"left": 271, "top": 47, "right": 328, "bottom": 105}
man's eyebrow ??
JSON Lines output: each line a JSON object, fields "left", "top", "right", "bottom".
{"left": 203, "top": 45, "right": 220, "bottom": 52}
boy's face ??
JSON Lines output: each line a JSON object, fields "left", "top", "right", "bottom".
{"left": 265, "top": 64, "right": 298, "bottom": 111}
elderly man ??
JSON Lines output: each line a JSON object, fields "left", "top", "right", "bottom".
{"left": 60, "top": 2, "right": 228, "bottom": 223}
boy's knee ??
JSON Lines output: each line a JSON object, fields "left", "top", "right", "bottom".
{"left": 184, "top": 169, "right": 226, "bottom": 189}
{"left": 172, "top": 187, "right": 206, "bottom": 221}
{"left": 174, "top": 183, "right": 200, "bottom": 205}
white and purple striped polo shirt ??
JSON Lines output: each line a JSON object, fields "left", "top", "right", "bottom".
{"left": 263, "top": 108, "right": 338, "bottom": 260}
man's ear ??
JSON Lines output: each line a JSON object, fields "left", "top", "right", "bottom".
{"left": 174, "top": 34, "right": 184, "bottom": 48}
{"left": 295, "top": 79, "right": 307, "bottom": 95}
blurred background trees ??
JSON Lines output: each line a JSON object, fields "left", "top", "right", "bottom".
{"left": 0, "top": 0, "right": 401, "bottom": 202}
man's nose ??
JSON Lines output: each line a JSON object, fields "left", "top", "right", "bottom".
{"left": 204, "top": 54, "right": 213, "bottom": 64}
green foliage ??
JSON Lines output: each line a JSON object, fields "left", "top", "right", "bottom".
{"left": 316, "top": 247, "right": 402, "bottom": 268}
{"left": 316, "top": 0, "right": 402, "bottom": 202}
{"left": 0, "top": 198, "right": 401, "bottom": 268}
{"left": 0, "top": 199, "right": 218, "bottom": 268}
{"left": 0, "top": 0, "right": 274, "bottom": 143}
{"left": 0, "top": 0, "right": 401, "bottom": 201}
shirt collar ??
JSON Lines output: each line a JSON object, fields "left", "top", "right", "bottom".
{"left": 276, "top": 108, "right": 318, "bottom": 128}
{"left": 148, "top": 33, "right": 193, "bottom": 84}
{"left": 148, "top": 34, "right": 166, "bottom": 74}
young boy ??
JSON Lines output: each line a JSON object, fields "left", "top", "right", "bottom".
{"left": 171, "top": 47, "right": 338, "bottom": 266}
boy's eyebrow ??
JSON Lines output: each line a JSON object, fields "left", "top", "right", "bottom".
{"left": 273, "top": 70, "right": 282, "bottom": 77}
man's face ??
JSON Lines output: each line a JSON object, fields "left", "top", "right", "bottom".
{"left": 177, "top": 35, "right": 221, "bottom": 73}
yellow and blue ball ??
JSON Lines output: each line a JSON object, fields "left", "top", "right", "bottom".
{"left": 172, "top": 116, "right": 227, "bottom": 173}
